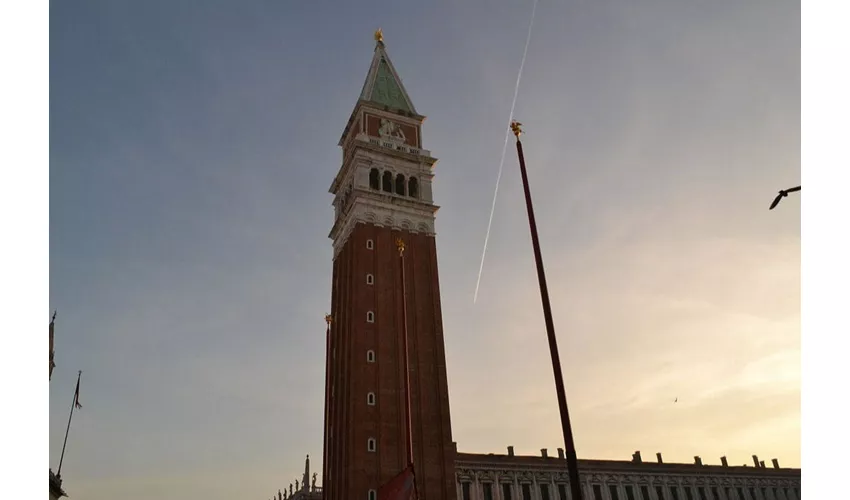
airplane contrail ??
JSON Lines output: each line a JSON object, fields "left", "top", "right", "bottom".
{"left": 473, "top": 0, "right": 539, "bottom": 304}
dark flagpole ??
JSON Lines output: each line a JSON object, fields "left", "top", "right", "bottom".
{"left": 57, "top": 370, "right": 81, "bottom": 478}
{"left": 510, "top": 121, "right": 583, "bottom": 500}
{"left": 322, "top": 314, "right": 332, "bottom": 492}
{"left": 396, "top": 238, "right": 415, "bottom": 471}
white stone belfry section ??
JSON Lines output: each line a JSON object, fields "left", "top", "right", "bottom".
{"left": 328, "top": 35, "right": 439, "bottom": 257}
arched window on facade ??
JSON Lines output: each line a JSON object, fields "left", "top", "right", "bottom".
{"left": 408, "top": 177, "right": 419, "bottom": 198}
{"left": 395, "top": 173, "right": 406, "bottom": 195}
{"left": 382, "top": 171, "right": 393, "bottom": 193}
{"left": 369, "top": 168, "right": 380, "bottom": 190}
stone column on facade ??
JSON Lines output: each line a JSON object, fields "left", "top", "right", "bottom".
{"left": 474, "top": 472, "right": 481, "bottom": 500}
{"left": 549, "top": 474, "right": 558, "bottom": 500}
{"left": 532, "top": 473, "right": 539, "bottom": 500}
{"left": 497, "top": 472, "right": 506, "bottom": 500}
{"left": 514, "top": 473, "right": 520, "bottom": 500}
{"left": 614, "top": 478, "right": 624, "bottom": 500}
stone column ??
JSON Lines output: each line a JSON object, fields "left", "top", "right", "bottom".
{"left": 514, "top": 474, "right": 520, "bottom": 500}
{"left": 531, "top": 473, "right": 541, "bottom": 500}
{"left": 549, "top": 474, "right": 558, "bottom": 500}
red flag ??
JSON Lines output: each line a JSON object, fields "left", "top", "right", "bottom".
{"left": 378, "top": 465, "right": 417, "bottom": 500}
{"left": 73, "top": 374, "right": 82, "bottom": 409}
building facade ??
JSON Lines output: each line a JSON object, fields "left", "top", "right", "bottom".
{"left": 319, "top": 32, "right": 801, "bottom": 500}
{"left": 455, "top": 449, "right": 800, "bottom": 500}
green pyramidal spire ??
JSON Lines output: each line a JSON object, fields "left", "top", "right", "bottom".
{"left": 359, "top": 30, "right": 417, "bottom": 114}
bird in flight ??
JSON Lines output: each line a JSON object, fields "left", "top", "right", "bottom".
{"left": 673, "top": 397, "right": 678, "bottom": 403}
{"left": 769, "top": 186, "right": 801, "bottom": 210}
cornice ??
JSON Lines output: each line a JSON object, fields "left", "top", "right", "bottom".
{"left": 453, "top": 464, "right": 801, "bottom": 488}
{"left": 330, "top": 200, "right": 436, "bottom": 258}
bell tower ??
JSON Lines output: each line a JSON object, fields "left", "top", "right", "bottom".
{"left": 323, "top": 30, "right": 457, "bottom": 500}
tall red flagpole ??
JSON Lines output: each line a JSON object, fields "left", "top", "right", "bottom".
{"left": 511, "top": 120, "right": 583, "bottom": 500}
{"left": 322, "top": 314, "right": 332, "bottom": 494}
{"left": 396, "top": 238, "right": 415, "bottom": 470}
{"left": 377, "top": 238, "right": 418, "bottom": 500}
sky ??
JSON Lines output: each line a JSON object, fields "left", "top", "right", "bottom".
{"left": 50, "top": 1, "right": 800, "bottom": 499}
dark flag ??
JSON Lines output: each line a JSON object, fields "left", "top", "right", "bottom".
{"left": 378, "top": 465, "right": 417, "bottom": 500}
{"left": 73, "top": 373, "right": 82, "bottom": 409}
{"left": 49, "top": 311, "right": 57, "bottom": 380}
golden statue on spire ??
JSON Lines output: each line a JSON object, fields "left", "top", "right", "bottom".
{"left": 510, "top": 120, "right": 523, "bottom": 138}
{"left": 374, "top": 28, "right": 384, "bottom": 43}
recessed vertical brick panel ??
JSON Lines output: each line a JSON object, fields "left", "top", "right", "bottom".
{"left": 324, "top": 223, "right": 457, "bottom": 500}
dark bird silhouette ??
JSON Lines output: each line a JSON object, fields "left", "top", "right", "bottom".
{"left": 769, "top": 186, "right": 801, "bottom": 210}
{"left": 673, "top": 397, "right": 678, "bottom": 403}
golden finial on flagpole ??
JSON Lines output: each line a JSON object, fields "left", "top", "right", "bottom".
{"left": 374, "top": 28, "right": 384, "bottom": 43}
{"left": 510, "top": 120, "right": 523, "bottom": 138}
{"left": 395, "top": 238, "right": 405, "bottom": 256}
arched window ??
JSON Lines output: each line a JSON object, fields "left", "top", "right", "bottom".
{"left": 395, "top": 173, "right": 406, "bottom": 195}
{"left": 369, "top": 168, "right": 380, "bottom": 190}
{"left": 367, "top": 392, "right": 376, "bottom": 405}
{"left": 382, "top": 171, "right": 393, "bottom": 192}
{"left": 367, "top": 438, "right": 376, "bottom": 452}
{"left": 368, "top": 490, "right": 377, "bottom": 500}
{"left": 366, "top": 239, "right": 374, "bottom": 250}
{"left": 366, "top": 311, "right": 375, "bottom": 323}
{"left": 366, "top": 350, "right": 376, "bottom": 363}
{"left": 366, "top": 274, "right": 374, "bottom": 285}
{"left": 408, "top": 177, "right": 419, "bottom": 198}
